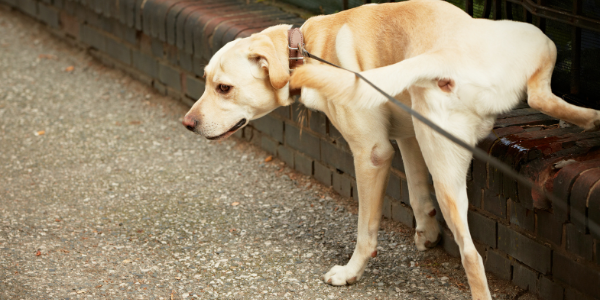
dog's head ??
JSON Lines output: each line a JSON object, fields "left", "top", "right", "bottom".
{"left": 182, "top": 25, "right": 293, "bottom": 140}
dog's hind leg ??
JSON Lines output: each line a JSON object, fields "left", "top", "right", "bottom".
{"left": 527, "top": 51, "right": 600, "bottom": 130}
{"left": 411, "top": 88, "right": 492, "bottom": 300}
{"left": 397, "top": 136, "right": 441, "bottom": 250}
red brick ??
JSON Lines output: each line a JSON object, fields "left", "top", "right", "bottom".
{"left": 553, "top": 252, "right": 600, "bottom": 299}
{"left": 498, "top": 223, "right": 552, "bottom": 274}
{"left": 570, "top": 168, "right": 600, "bottom": 233}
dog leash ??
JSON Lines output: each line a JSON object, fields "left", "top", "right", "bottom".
{"left": 298, "top": 46, "right": 600, "bottom": 238}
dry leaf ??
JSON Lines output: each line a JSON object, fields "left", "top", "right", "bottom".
{"left": 129, "top": 120, "right": 141, "bottom": 125}
{"left": 231, "top": 202, "right": 240, "bottom": 206}
{"left": 264, "top": 156, "right": 273, "bottom": 162}
{"left": 35, "top": 250, "right": 41, "bottom": 256}
{"left": 96, "top": 285, "right": 102, "bottom": 288}
{"left": 65, "top": 66, "right": 75, "bottom": 72}
{"left": 55, "top": 218, "right": 61, "bottom": 222}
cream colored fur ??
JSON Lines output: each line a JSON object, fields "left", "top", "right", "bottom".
{"left": 183, "top": 1, "right": 600, "bottom": 299}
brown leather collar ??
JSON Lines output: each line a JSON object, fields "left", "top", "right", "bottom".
{"left": 288, "top": 28, "right": 304, "bottom": 71}
{"left": 288, "top": 28, "right": 304, "bottom": 96}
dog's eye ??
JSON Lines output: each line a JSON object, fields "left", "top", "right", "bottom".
{"left": 217, "top": 84, "right": 231, "bottom": 94}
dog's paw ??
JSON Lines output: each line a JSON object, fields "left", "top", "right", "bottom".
{"left": 414, "top": 213, "right": 441, "bottom": 251}
{"left": 323, "top": 265, "right": 361, "bottom": 286}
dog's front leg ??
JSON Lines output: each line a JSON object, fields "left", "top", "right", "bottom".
{"left": 324, "top": 139, "right": 394, "bottom": 285}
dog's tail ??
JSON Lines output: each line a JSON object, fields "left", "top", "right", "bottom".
{"left": 290, "top": 52, "right": 454, "bottom": 109}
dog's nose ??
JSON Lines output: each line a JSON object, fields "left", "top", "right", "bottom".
{"left": 182, "top": 115, "right": 198, "bottom": 131}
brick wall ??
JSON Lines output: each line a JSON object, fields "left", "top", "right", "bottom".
{"left": 3, "top": 0, "right": 599, "bottom": 298}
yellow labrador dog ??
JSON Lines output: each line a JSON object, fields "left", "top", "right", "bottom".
{"left": 182, "top": 0, "right": 600, "bottom": 298}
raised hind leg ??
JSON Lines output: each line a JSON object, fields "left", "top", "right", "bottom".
{"left": 527, "top": 53, "right": 600, "bottom": 130}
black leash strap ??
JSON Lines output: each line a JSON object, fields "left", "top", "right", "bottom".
{"left": 301, "top": 48, "right": 600, "bottom": 237}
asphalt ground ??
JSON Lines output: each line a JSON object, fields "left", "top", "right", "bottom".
{"left": 0, "top": 6, "right": 536, "bottom": 300}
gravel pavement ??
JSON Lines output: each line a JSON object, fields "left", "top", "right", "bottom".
{"left": 0, "top": 7, "right": 536, "bottom": 300}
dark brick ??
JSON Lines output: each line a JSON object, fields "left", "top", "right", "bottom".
{"left": 386, "top": 172, "right": 401, "bottom": 201}
{"left": 327, "top": 121, "right": 349, "bottom": 150}
{"left": 590, "top": 188, "right": 600, "bottom": 240}
{"left": 273, "top": 105, "right": 290, "bottom": 120}
{"left": 494, "top": 113, "right": 558, "bottom": 128}
{"left": 320, "top": 140, "right": 354, "bottom": 177}
{"left": 135, "top": 0, "right": 144, "bottom": 30}
{"left": 498, "top": 223, "right": 551, "bottom": 274}
{"left": 485, "top": 250, "right": 512, "bottom": 281}
{"left": 483, "top": 190, "right": 507, "bottom": 219}
{"left": 332, "top": 172, "right": 352, "bottom": 198}
{"left": 277, "top": 145, "right": 294, "bottom": 168}
{"left": 509, "top": 200, "right": 535, "bottom": 233}
{"left": 536, "top": 210, "right": 563, "bottom": 246}
{"left": 565, "top": 288, "right": 594, "bottom": 300}
{"left": 468, "top": 211, "right": 497, "bottom": 248}
{"left": 132, "top": 50, "right": 158, "bottom": 79}
{"left": 565, "top": 223, "right": 593, "bottom": 261}
{"left": 553, "top": 252, "right": 600, "bottom": 299}
{"left": 60, "top": 11, "right": 79, "bottom": 39}
{"left": 182, "top": 4, "right": 244, "bottom": 54}
{"left": 165, "top": 1, "right": 191, "bottom": 44}
{"left": 18, "top": 0, "right": 37, "bottom": 17}
{"left": 401, "top": 179, "right": 410, "bottom": 206}
{"left": 597, "top": 241, "right": 600, "bottom": 266}
{"left": 251, "top": 115, "right": 284, "bottom": 143}
{"left": 382, "top": 196, "right": 392, "bottom": 219}
{"left": 192, "top": 56, "right": 208, "bottom": 77}
{"left": 314, "top": 161, "right": 332, "bottom": 187}
{"left": 158, "top": 63, "right": 181, "bottom": 92}
{"left": 309, "top": 111, "right": 327, "bottom": 136}
{"left": 80, "top": 24, "right": 106, "bottom": 51}
{"left": 294, "top": 153, "right": 313, "bottom": 176}
{"left": 194, "top": 6, "right": 281, "bottom": 60}
{"left": 112, "top": 21, "right": 138, "bottom": 45}
{"left": 38, "top": 3, "right": 60, "bottom": 28}
{"left": 467, "top": 183, "right": 483, "bottom": 208}
{"left": 184, "top": 76, "right": 204, "bottom": 100}
{"left": 179, "top": 52, "right": 193, "bottom": 72}
{"left": 441, "top": 228, "right": 460, "bottom": 258}
{"left": 249, "top": 128, "right": 261, "bottom": 147}
{"left": 165, "top": 44, "right": 179, "bottom": 66}
{"left": 151, "top": 38, "right": 164, "bottom": 58}
{"left": 552, "top": 160, "right": 600, "bottom": 223}
{"left": 1, "top": 0, "right": 16, "bottom": 7}
{"left": 85, "top": 8, "right": 111, "bottom": 32}
{"left": 352, "top": 181, "right": 359, "bottom": 202}
{"left": 284, "top": 123, "right": 320, "bottom": 160}
{"left": 106, "top": 37, "right": 132, "bottom": 65}
{"left": 260, "top": 136, "right": 278, "bottom": 156}
{"left": 512, "top": 262, "right": 538, "bottom": 291}
{"left": 538, "top": 276, "right": 564, "bottom": 300}
{"left": 570, "top": 168, "right": 600, "bottom": 233}
{"left": 232, "top": 126, "right": 244, "bottom": 139}
{"left": 153, "top": 80, "right": 167, "bottom": 95}
{"left": 391, "top": 201, "right": 414, "bottom": 228}
{"left": 391, "top": 147, "right": 404, "bottom": 173}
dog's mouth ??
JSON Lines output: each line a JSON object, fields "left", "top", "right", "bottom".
{"left": 207, "top": 119, "right": 247, "bottom": 140}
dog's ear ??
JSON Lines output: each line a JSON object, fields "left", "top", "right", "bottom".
{"left": 248, "top": 35, "right": 289, "bottom": 90}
